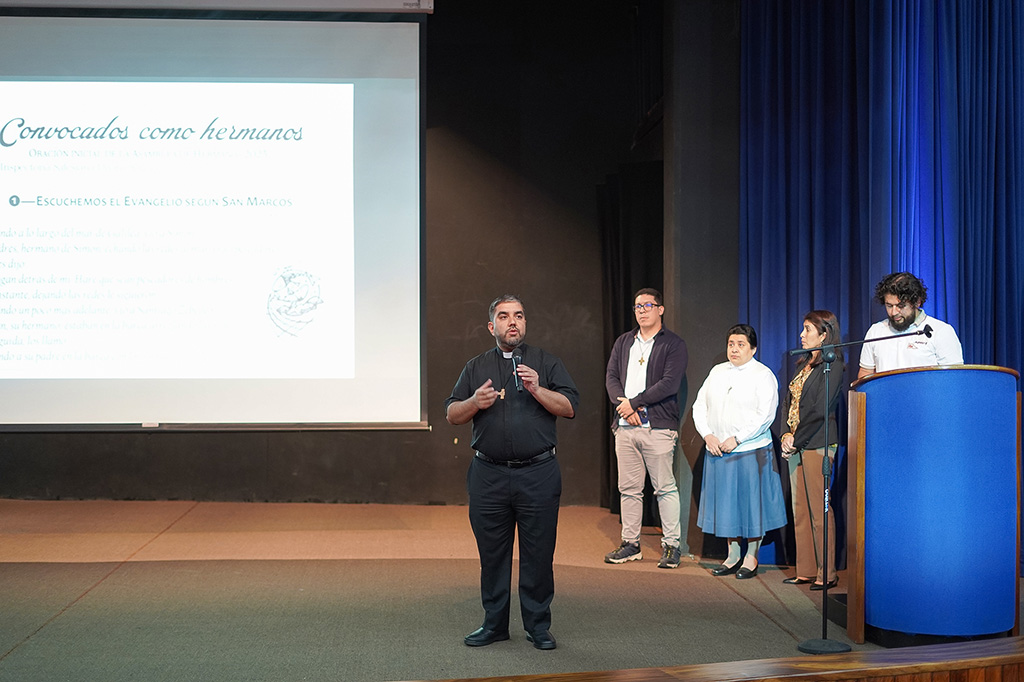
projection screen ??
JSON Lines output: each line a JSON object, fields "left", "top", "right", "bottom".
{"left": 0, "top": 14, "right": 424, "bottom": 428}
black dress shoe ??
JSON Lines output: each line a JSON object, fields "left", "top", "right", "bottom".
{"left": 464, "top": 627, "right": 510, "bottom": 647}
{"left": 526, "top": 630, "right": 557, "bottom": 650}
{"left": 710, "top": 562, "right": 740, "bottom": 576}
{"left": 735, "top": 565, "right": 758, "bottom": 579}
{"left": 810, "top": 578, "right": 839, "bottom": 591}
{"left": 782, "top": 576, "right": 813, "bottom": 585}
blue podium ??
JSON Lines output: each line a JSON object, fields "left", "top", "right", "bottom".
{"left": 847, "top": 365, "right": 1020, "bottom": 644}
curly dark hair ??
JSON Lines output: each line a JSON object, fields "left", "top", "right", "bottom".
{"left": 874, "top": 272, "right": 928, "bottom": 307}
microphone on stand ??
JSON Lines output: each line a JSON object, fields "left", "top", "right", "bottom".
{"left": 788, "top": 324, "right": 934, "bottom": 357}
{"left": 511, "top": 349, "right": 523, "bottom": 392}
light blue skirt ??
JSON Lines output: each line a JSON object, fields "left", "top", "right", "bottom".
{"left": 696, "top": 443, "right": 788, "bottom": 538}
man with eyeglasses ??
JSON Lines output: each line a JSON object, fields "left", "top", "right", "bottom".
{"left": 604, "top": 287, "right": 688, "bottom": 568}
{"left": 858, "top": 272, "right": 964, "bottom": 379}
{"left": 446, "top": 294, "right": 579, "bottom": 651}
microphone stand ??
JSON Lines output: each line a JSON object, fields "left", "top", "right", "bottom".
{"left": 787, "top": 325, "right": 931, "bottom": 656}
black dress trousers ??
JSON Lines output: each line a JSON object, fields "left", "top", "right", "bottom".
{"left": 466, "top": 455, "right": 561, "bottom": 634}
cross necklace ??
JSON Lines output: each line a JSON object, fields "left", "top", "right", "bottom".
{"left": 636, "top": 336, "right": 654, "bottom": 366}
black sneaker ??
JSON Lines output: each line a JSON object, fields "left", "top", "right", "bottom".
{"left": 658, "top": 543, "right": 681, "bottom": 569}
{"left": 604, "top": 541, "right": 642, "bottom": 564}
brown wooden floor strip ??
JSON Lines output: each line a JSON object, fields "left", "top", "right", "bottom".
{"left": 421, "top": 636, "right": 1024, "bottom": 682}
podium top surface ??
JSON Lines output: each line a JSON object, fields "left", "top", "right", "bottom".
{"left": 851, "top": 363, "right": 1020, "bottom": 390}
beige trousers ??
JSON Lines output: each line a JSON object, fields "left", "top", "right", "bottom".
{"left": 788, "top": 447, "right": 837, "bottom": 583}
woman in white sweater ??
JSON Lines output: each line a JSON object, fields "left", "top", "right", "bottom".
{"left": 693, "top": 324, "right": 787, "bottom": 579}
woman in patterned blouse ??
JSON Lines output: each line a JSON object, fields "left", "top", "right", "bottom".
{"left": 780, "top": 310, "right": 845, "bottom": 590}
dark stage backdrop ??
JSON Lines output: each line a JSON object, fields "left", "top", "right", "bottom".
{"left": 598, "top": 159, "right": 664, "bottom": 516}
{"left": 0, "top": 1, "right": 663, "bottom": 506}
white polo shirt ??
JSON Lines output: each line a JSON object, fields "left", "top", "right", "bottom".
{"left": 859, "top": 312, "right": 964, "bottom": 373}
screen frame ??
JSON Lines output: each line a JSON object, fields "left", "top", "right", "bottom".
{"left": 0, "top": 7, "right": 429, "bottom": 432}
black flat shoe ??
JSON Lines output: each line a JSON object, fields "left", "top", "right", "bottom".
{"left": 735, "top": 565, "right": 758, "bottom": 579}
{"left": 810, "top": 578, "right": 838, "bottom": 591}
{"left": 783, "top": 576, "right": 813, "bottom": 585}
{"left": 464, "top": 627, "right": 510, "bottom": 647}
{"left": 526, "top": 630, "right": 556, "bottom": 650}
{"left": 710, "top": 562, "right": 740, "bottom": 576}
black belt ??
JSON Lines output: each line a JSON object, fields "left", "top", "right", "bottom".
{"left": 475, "top": 450, "right": 554, "bottom": 468}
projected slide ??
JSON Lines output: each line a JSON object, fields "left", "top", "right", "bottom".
{"left": 3, "top": 80, "right": 354, "bottom": 379}
{"left": 0, "top": 17, "right": 422, "bottom": 427}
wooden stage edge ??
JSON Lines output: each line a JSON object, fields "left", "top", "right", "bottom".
{"left": 424, "top": 635, "right": 1024, "bottom": 682}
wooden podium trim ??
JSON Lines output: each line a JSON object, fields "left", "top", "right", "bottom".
{"left": 1017, "top": 391, "right": 1021, "bottom": 637}
{"left": 846, "top": 389, "right": 866, "bottom": 644}
{"left": 851, "top": 363, "right": 1020, "bottom": 390}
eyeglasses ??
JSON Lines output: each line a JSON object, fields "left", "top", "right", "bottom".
{"left": 633, "top": 303, "right": 661, "bottom": 312}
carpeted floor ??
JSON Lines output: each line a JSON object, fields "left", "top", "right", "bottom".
{"left": 0, "top": 500, "right": 876, "bottom": 681}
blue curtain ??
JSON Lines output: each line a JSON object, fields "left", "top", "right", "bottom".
{"left": 739, "top": 0, "right": 1023, "bottom": 566}
{"left": 741, "top": 0, "right": 1023, "bottom": 381}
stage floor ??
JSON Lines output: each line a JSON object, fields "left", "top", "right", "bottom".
{"left": 0, "top": 499, "right": 891, "bottom": 681}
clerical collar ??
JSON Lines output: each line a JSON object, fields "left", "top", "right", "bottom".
{"left": 502, "top": 350, "right": 513, "bottom": 359}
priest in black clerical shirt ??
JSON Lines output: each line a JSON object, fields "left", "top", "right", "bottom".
{"left": 445, "top": 294, "right": 579, "bottom": 651}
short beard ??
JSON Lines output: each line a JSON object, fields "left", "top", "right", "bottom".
{"left": 888, "top": 313, "right": 913, "bottom": 332}
{"left": 500, "top": 334, "right": 524, "bottom": 350}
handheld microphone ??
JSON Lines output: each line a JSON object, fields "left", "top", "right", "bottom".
{"left": 511, "top": 349, "right": 523, "bottom": 392}
{"left": 922, "top": 324, "right": 933, "bottom": 338}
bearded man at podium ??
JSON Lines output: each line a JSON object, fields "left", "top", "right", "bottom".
{"left": 857, "top": 272, "right": 964, "bottom": 379}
